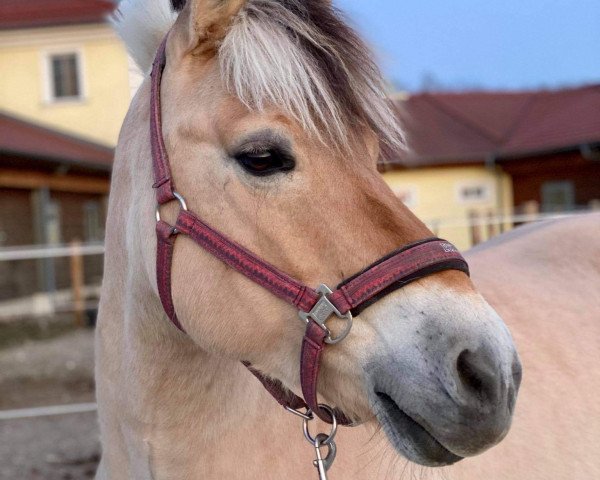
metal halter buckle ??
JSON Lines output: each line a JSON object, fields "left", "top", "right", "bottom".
{"left": 299, "top": 284, "right": 353, "bottom": 344}
{"left": 155, "top": 191, "right": 188, "bottom": 230}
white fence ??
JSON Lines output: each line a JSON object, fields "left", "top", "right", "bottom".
{"left": 0, "top": 241, "right": 104, "bottom": 322}
{"left": 0, "top": 243, "right": 104, "bottom": 262}
{"left": 425, "top": 211, "right": 585, "bottom": 230}
{"left": 424, "top": 210, "right": 592, "bottom": 249}
{"left": 0, "top": 211, "right": 591, "bottom": 321}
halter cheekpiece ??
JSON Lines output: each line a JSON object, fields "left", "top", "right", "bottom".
{"left": 150, "top": 36, "right": 469, "bottom": 477}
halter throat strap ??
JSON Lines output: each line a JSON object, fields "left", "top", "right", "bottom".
{"left": 150, "top": 37, "right": 469, "bottom": 425}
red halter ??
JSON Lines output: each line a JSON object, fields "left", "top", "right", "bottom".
{"left": 150, "top": 38, "right": 469, "bottom": 425}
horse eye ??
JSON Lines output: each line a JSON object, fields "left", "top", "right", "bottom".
{"left": 235, "top": 150, "right": 295, "bottom": 177}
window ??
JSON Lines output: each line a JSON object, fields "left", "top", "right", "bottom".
{"left": 456, "top": 181, "right": 493, "bottom": 204}
{"left": 45, "top": 201, "right": 61, "bottom": 244}
{"left": 45, "top": 51, "right": 84, "bottom": 102}
{"left": 84, "top": 201, "right": 104, "bottom": 242}
{"left": 541, "top": 181, "right": 575, "bottom": 213}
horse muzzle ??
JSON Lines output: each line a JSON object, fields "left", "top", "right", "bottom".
{"left": 363, "top": 290, "right": 522, "bottom": 466}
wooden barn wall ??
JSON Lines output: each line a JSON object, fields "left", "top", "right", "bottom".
{"left": 501, "top": 152, "right": 600, "bottom": 209}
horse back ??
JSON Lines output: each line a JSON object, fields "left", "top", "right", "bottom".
{"left": 450, "top": 213, "right": 600, "bottom": 479}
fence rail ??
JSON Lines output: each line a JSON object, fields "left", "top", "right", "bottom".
{"left": 0, "top": 211, "right": 592, "bottom": 320}
{"left": 0, "top": 403, "right": 97, "bottom": 421}
{"left": 0, "top": 241, "right": 104, "bottom": 322}
{"left": 423, "top": 210, "right": 588, "bottom": 229}
{"left": 0, "top": 242, "right": 104, "bottom": 261}
{"left": 424, "top": 210, "right": 594, "bottom": 248}
{"left": 0, "top": 211, "right": 586, "bottom": 261}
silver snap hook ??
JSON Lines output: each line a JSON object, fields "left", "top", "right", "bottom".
{"left": 313, "top": 433, "right": 336, "bottom": 479}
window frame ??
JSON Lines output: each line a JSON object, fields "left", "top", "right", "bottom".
{"left": 45, "top": 200, "right": 62, "bottom": 245}
{"left": 41, "top": 47, "right": 87, "bottom": 104}
{"left": 541, "top": 180, "right": 575, "bottom": 213}
{"left": 83, "top": 200, "right": 105, "bottom": 242}
{"left": 455, "top": 180, "right": 494, "bottom": 205}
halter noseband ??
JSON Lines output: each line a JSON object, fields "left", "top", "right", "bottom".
{"left": 150, "top": 37, "right": 469, "bottom": 426}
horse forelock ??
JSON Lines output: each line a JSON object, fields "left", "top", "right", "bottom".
{"left": 222, "top": 0, "right": 405, "bottom": 157}
{"left": 113, "top": 0, "right": 405, "bottom": 158}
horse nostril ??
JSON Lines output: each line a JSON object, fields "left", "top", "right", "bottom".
{"left": 511, "top": 356, "right": 523, "bottom": 390}
{"left": 456, "top": 349, "right": 498, "bottom": 403}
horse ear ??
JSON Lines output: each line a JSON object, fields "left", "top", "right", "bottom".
{"left": 175, "top": 0, "right": 246, "bottom": 57}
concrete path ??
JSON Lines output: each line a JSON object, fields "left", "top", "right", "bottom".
{"left": 0, "top": 328, "right": 99, "bottom": 479}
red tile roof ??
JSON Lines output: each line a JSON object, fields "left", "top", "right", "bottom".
{"left": 394, "top": 84, "right": 600, "bottom": 167}
{"left": 0, "top": 0, "right": 115, "bottom": 30}
{"left": 0, "top": 112, "right": 113, "bottom": 168}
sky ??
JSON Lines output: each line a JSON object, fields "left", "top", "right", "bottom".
{"left": 335, "top": 0, "right": 600, "bottom": 92}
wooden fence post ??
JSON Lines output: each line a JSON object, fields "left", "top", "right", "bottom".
{"left": 522, "top": 200, "right": 540, "bottom": 218}
{"left": 69, "top": 239, "right": 85, "bottom": 326}
{"left": 469, "top": 210, "right": 482, "bottom": 246}
{"left": 487, "top": 210, "right": 497, "bottom": 239}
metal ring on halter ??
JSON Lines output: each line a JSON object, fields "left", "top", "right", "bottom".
{"left": 285, "top": 406, "right": 314, "bottom": 421}
{"left": 303, "top": 404, "right": 337, "bottom": 446}
{"left": 155, "top": 191, "right": 188, "bottom": 223}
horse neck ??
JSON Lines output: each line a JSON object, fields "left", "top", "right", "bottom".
{"left": 95, "top": 87, "right": 279, "bottom": 476}
{"left": 95, "top": 294, "right": 272, "bottom": 476}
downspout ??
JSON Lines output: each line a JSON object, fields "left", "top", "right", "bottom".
{"left": 485, "top": 153, "right": 506, "bottom": 233}
{"left": 580, "top": 143, "right": 600, "bottom": 161}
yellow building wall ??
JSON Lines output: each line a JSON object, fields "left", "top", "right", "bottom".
{"left": 383, "top": 166, "right": 514, "bottom": 250}
{"left": 0, "top": 24, "right": 131, "bottom": 147}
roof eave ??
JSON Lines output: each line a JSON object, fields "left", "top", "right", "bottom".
{"left": 0, "top": 19, "right": 108, "bottom": 31}
{"left": 0, "top": 148, "right": 113, "bottom": 172}
{"left": 496, "top": 140, "right": 600, "bottom": 162}
{"left": 379, "top": 153, "right": 487, "bottom": 172}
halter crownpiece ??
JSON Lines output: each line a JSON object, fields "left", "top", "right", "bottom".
{"left": 150, "top": 35, "right": 469, "bottom": 475}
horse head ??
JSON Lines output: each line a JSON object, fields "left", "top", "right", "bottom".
{"left": 109, "top": 0, "right": 521, "bottom": 468}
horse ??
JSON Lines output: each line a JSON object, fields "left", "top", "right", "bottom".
{"left": 95, "top": 1, "right": 522, "bottom": 478}
{"left": 446, "top": 213, "right": 600, "bottom": 480}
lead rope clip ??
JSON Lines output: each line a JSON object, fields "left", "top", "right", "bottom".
{"left": 313, "top": 433, "right": 336, "bottom": 479}
{"left": 289, "top": 404, "right": 338, "bottom": 479}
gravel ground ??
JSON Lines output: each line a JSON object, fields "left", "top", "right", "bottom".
{"left": 0, "top": 328, "right": 100, "bottom": 479}
{"left": 0, "top": 413, "right": 99, "bottom": 480}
